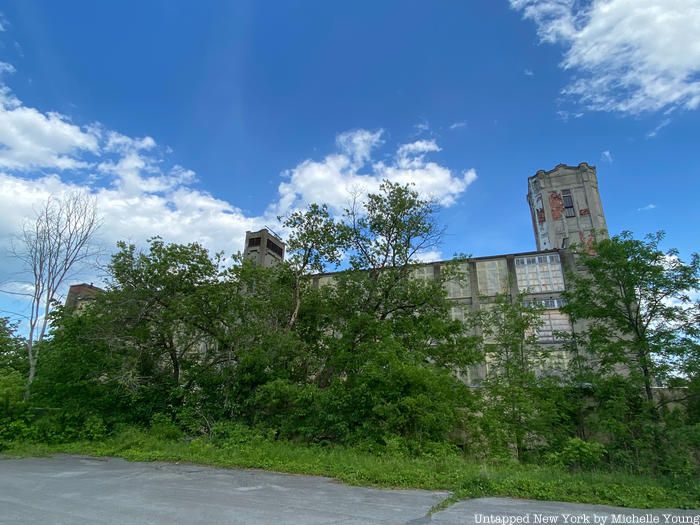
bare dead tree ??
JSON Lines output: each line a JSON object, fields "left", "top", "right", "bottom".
{"left": 15, "top": 191, "right": 100, "bottom": 389}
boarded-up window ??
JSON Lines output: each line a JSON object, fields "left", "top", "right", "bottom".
{"left": 411, "top": 265, "right": 434, "bottom": 281}
{"left": 515, "top": 254, "right": 565, "bottom": 293}
{"left": 476, "top": 259, "right": 509, "bottom": 296}
{"left": 445, "top": 263, "right": 471, "bottom": 298}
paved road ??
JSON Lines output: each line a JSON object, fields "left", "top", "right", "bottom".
{"left": 0, "top": 456, "right": 696, "bottom": 524}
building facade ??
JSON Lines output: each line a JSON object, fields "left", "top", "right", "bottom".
{"left": 65, "top": 283, "right": 103, "bottom": 311}
{"left": 243, "top": 228, "right": 286, "bottom": 267}
{"left": 309, "top": 163, "right": 608, "bottom": 385}
{"left": 527, "top": 163, "right": 608, "bottom": 250}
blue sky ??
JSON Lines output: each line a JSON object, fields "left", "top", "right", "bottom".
{"left": 1, "top": 1, "right": 699, "bottom": 322}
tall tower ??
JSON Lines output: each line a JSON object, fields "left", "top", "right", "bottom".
{"left": 243, "top": 228, "right": 286, "bottom": 267}
{"left": 527, "top": 163, "right": 608, "bottom": 251}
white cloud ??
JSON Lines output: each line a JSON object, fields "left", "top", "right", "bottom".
{"left": 601, "top": 150, "right": 613, "bottom": 163}
{"left": 0, "top": 60, "right": 476, "bottom": 314}
{"left": 511, "top": 0, "right": 700, "bottom": 114}
{"left": 335, "top": 128, "right": 383, "bottom": 167}
{"left": 275, "top": 132, "right": 476, "bottom": 215}
{"left": 524, "top": 68, "right": 534, "bottom": 76}
{"left": 413, "top": 121, "right": 431, "bottom": 136}
{"left": 646, "top": 118, "right": 671, "bottom": 138}
{"left": 556, "top": 109, "right": 583, "bottom": 121}
{"left": 0, "top": 62, "right": 15, "bottom": 75}
{"left": 449, "top": 121, "right": 467, "bottom": 130}
{"left": 637, "top": 203, "right": 657, "bottom": 211}
{"left": 0, "top": 90, "right": 100, "bottom": 170}
{"left": 414, "top": 249, "right": 443, "bottom": 263}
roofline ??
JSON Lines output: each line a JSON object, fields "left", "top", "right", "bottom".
{"left": 529, "top": 162, "right": 595, "bottom": 181}
{"left": 312, "top": 248, "right": 566, "bottom": 278}
{"left": 68, "top": 283, "right": 103, "bottom": 290}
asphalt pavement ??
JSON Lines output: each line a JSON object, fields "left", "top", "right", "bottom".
{"left": 0, "top": 456, "right": 696, "bottom": 524}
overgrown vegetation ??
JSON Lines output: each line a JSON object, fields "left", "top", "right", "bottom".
{"left": 6, "top": 424, "right": 699, "bottom": 509}
{"left": 1, "top": 182, "right": 699, "bottom": 507}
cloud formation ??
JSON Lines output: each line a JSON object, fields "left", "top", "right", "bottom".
{"left": 274, "top": 130, "right": 476, "bottom": 215}
{"left": 0, "top": 81, "right": 476, "bottom": 280}
{"left": 511, "top": 0, "right": 700, "bottom": 114}
{"left": 0, "top": 89, "right": 100, "bottom": 171}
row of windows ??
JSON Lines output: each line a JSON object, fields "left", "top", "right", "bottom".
{"left": 450, "top": 303, "right": 571, "bottom": 343}
{"left": 525, "top": 297, "right": 566, "bottom": 309}
{"left": 317, "top": 255, "right": 565, "bottom": 297}
{"left": 514, "top": 253, "right": 565, "bottom": 293}
{"left": 266, "top": 239, "right": 284, "bottom": 258}
{"left": 515, "top": 254, "right": 560, "bottom": 265}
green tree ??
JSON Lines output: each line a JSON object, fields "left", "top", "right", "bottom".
{"left": 562, "top": 232, "right": 700, "bottom": 473}
{"left": 477, "top": 295, "right": 559, "bottom": 460}
{"left": 0, "top": 318, "right": 26, "bottom": 417}
{"left": 274, "top": 182, "right": 479, "bottom": 446}
{"left": 281, "top": 203, "right": 347, "bottom": 329}
{"left": 563, "top": 231, "right": 700, "bottom": 406}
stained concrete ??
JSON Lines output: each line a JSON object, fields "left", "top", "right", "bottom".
{"left": 0, "top": 456, "right": 697, "bottom": 524}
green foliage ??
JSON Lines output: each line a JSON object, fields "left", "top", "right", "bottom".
{"left": 4, "top": 427, "right": 698, "bottom": 509}
{"left": 547, "top": 438, "right": 606, "bottom": 471}
{"left": 476, "top": 295, "right": 562, "bottom": 460}
{"left": 149, "top": 414, "right": 183, "bottom": 441}
{"left": 6, "top": 186, "right": 700, "bottom": 496}
{"left": 561, "top": 232, "right": 700, "bottom": 476}
{"left": 564, "top": 231, "right": 700, "bottom": 402}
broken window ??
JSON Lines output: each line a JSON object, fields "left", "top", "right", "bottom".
{"left": 562, "top": 189, "right": 576, "bottom": 218}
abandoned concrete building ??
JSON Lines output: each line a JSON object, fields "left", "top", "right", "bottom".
{"left": 244, "top": 162, "right": 607, "bottom": 385}
{"left": 68, "top": 163, "right": 606, "bottom": 385}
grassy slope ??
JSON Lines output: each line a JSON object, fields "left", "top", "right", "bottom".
{"left": 4, "top": 429, "right": 698, "bottom": 510}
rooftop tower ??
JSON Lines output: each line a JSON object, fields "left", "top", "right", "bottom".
{"left": 243, "top": 228, "right": 286, "bottom": 267}
{"left": 527, "top": 163, "right": 608, "bottom": 251}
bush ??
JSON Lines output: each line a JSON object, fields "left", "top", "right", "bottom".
{"left": 80, "top": 414, "right": 107, "bottom": 441}
{"left": 149, "top": 414, "right": 183, "bottom": 441}
{"left": 547, "top": 437, "right": 606, "bottom": 471}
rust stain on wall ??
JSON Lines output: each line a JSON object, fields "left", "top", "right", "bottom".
{"left": 549, "top": 191, "right": 564, "bottom": 220}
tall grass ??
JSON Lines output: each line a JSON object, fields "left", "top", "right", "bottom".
{"left": 5, "top": 426, "right": 698, "bottom": 510}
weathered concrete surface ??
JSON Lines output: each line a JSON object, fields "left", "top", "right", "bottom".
{"left": 0, "top": 455, "right": 446, "bottom": 524}
{"left": 0, "top": 456, "right": 697, "bottom": 525}
{"left": 431, "top": 497, "right": 699, "bottom": 525}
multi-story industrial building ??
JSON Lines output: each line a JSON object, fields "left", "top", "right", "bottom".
{"left": 307, "top": 163, "right": 608, "bottom": 384}
{"left": 72, "top": 163, "right": 607, "bottom": 385}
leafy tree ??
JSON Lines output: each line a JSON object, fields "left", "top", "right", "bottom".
{"left": 281, "top": 203, "right": 347, "bottom": 329}
{"left": 563, "top": 231, "right": 700, "bottom": 406}
{"left": 477, "top": 295, "right": 560, "bottom": 460}
{"left": 0, "top": 318, "right": 26, "bottom": 417}
{"left": 562, "top": 232, "right": 700, "bottom": 474}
